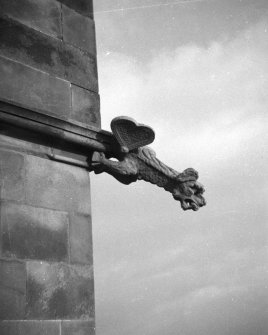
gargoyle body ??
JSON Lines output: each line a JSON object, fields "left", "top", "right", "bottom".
{"left": 91, "top": 146, "right": 206, "bottom": 211}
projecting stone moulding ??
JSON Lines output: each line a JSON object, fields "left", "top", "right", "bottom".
{"left": 90, "top": 116, "right": 206, "bottom": 211}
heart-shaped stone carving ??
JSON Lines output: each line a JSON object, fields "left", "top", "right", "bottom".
{"left": 111, "top": 116, "right": 155, "bottom": 151}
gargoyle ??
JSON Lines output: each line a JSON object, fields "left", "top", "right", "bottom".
{"left": 90, "top": 117, "right": 206, "bottom": 211}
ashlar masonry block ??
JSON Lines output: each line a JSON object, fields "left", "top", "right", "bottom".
{"left": 0, "top": 149, "right": 25, "bottom": 202}
{"left": 0, "top": 201, "right": 69, "bottom": 262}
{"left": 0, "top": 0, "right": 62, "bottom": 38}
{"left": 62, "top": 5, "right": 96, "bottom": 54}
{"left": 0, "top": 56, "right": 72, "bottom": 120}
{"left": 24, "top": 154, "right": 91, "bottom": 214}
{"left": 70, "top": 84, "right": 101, "bottom": 128}
{"left": 69, "top": 213, "right": 93, "bottom": 265}
{"left": 0, "top": 259, "right": 26, "bottom": 320}
{"left": 26, "top": 261, "right": 95, "bottom": 320}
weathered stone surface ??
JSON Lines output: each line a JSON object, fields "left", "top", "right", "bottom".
{"left": 24, "top": 155, "right": 91, "bottom": 214}
{"left": 0, "top": 0, "right": 62, "bottom": 38}
{"left": 111, "top": 116, "right": 155, "bottom": 151}
{"left": 0, "top": 260, "right": 26, "bottom": 319}
{"left": 0, "top": 56, "right": 72, "bottom": 119}
{"left": 61, "top": 321, "right": 95, "bottom": 335}
{"left": 58, "top": 0, "right": 93, "bottom": 17}
{"left": 1, "top": 201, "right": 69, "bottom": 262}
{"left": 71, "top": 85, "right": 101, "bottom": 128}
{"left": 0, "top": 133, "right": 51, "bottom": 158}
{"left": 91, "top": 121, "right": 206, "bottom": 211}
{"left": 69, "top": 213, "right": 93, "bottom": 265}
{"left": 0, "top": 16, "right": 98, "bottom": 91}
{"left": 0, "top": 149, "right": 25, "bottom": 202}
{"left": 62, "top": 5, "right": 96, "bottom": 54}
{"left": 0, "top": 320, "right": 60, "bottom": 335}
{"left": 26, "top": 261, "right": 95, "bottom": 320}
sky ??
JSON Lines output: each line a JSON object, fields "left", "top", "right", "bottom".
{"left": 91, "top": 1, "right": 268, "bottom": 334}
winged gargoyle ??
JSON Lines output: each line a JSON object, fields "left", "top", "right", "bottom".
{"left": 90, "top": 117, "right": 206, "bottom": 211}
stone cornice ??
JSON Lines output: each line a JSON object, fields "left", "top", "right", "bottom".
{"left": 0, "top": 100, "right": 119, "bottom": 156}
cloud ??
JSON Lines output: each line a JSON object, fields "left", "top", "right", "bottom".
{"left": 92, "top": 19, "right": 268, "bottom": 335}
{"left": 98, "top": 20, "right": 268, "bottom": 169}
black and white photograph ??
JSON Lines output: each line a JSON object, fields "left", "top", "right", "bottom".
{"left": 0, "top": 1, "right": 267, "bottom": 335}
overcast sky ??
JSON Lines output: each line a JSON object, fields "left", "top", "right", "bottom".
{"left": 91, "top": 1, "right": 268, "bottom": 334}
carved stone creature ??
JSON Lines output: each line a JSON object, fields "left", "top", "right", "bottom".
{"left": 91, "top": 116, "right": 205, "bottom": 211}
{"left": 91, "top": 149, "right": 206, "bottom": 211}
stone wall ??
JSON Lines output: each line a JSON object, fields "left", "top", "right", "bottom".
{"left": 0, "top": 0, "right": 100, "bottom": 127}
{"left": 0, "top": 1, "right": 98, "bottom": 334}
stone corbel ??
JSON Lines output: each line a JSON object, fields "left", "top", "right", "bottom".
{"left": 90, "top": 117, "right": 206, "bottom": 211}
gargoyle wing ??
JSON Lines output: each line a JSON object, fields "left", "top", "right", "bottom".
{"left": 111, "top": 116, "right": 155, "bottom": 152}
